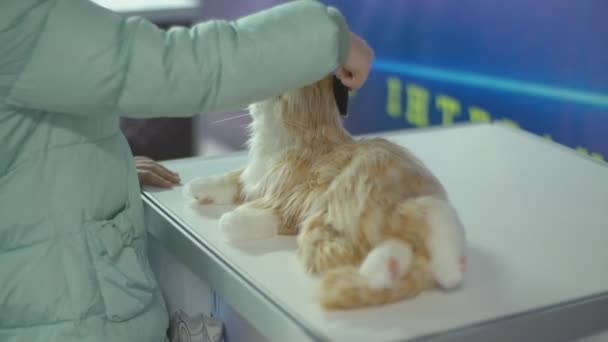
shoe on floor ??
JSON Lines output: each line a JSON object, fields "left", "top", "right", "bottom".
{"left": 168, "top": 309, "right": 224, "bottom": 342}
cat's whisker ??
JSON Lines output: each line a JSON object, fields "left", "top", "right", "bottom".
{"left": 211, "top": 113, "right": 250, "bottom": 124}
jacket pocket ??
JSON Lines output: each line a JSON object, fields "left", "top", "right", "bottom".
{"left": 84, "top": 204, "right": 157, "bottom": 322}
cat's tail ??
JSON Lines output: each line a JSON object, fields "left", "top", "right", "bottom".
{"left": 316, "top": 196, "right": 465, "bottom": 310}
{"left": 316, "top": 254, "right": 433, "bottom": 310}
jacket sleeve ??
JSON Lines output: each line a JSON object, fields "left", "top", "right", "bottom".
{"left": 6, "top": 0, "right": 350, "bottom": 118}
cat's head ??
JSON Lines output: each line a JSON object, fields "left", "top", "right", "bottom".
{"left": 248, "top": 74, "right": 348, "bottom": 136}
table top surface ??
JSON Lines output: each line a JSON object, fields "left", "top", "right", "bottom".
{"left": 91, "top": 0, "right": 200, "bottom": 23}
{"left": 144, "top": 123, "right": 608, "bottom": 341}
{"left": 92, "top": 0, "right": 199, "bottom": 12}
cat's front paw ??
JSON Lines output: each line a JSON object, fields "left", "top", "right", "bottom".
{"left": 183, "top": 175, "right": 238, "bottom": 205}
{"left": 219, "top": 206, "right": 278, "bottom": 242}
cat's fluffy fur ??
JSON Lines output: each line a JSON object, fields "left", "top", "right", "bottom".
{"left": 185, "top": 75, "right": 466, "bottom": 310}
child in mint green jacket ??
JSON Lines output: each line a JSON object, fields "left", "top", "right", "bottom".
{"left": 0, "top": 0, "right": 372, "bottom": 341}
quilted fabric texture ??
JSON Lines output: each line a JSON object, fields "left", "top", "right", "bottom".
{"left": 0, "top": 0, "right": 349, "bottom": 340}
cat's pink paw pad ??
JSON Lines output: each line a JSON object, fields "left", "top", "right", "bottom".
{"left": 459, "top": 256, "right": 466, "bottom": 272}
{"left": 387, "top": 258, "right": 399, "bottom": 281}
{"left": 359, "top": 241, "right": 413, "bottom": 290}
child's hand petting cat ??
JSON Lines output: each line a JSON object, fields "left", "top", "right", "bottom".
{"left": 336, "top": 32, "right": 374, "bottom": 90}
{"left": 135, "top": 156, "right": 181, "bottom": 188}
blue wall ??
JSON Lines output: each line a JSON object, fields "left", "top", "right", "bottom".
{"left": 327, "top": 0, "right": 608, "bottom": 161}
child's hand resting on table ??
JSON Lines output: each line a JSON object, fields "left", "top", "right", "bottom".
{"left": 135, "top": 156, "right": 181, "bottom": 188}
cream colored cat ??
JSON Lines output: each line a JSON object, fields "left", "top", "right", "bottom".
{"left": 184, "top": 75, "right": 466, "bottom": 310}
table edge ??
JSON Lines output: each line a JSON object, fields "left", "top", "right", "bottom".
{"left": 143, "top": 194, "right": 330, "bottom": 342}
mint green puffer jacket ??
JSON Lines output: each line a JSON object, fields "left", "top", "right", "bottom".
{"left": 0, "top": 0, "right": 350, "bottom": 340}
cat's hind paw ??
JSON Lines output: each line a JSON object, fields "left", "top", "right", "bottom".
{"left": 219, "top": 206, "right": 278, "bottom": 242}
{"left": 359, "top": 240, "right": 413, "bottom": 290}
{"left": 425, "top": 199, "right": 466, "bottom": 289}
{"left": 183, "top": 175, "right": 238, "bottom": 205}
